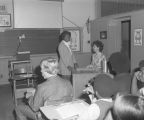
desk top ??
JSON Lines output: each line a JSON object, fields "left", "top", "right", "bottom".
{"left": 73, "top": 67, "right": 101, "bottom": 74}
{"left": 10, "top": 74, "right": 37, "bottom": 81}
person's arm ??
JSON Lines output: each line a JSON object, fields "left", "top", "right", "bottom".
{"left": 71, "top": 51, "right": 78, "bottom": 70}
{"left": 131, "top": 72, "right": 140, "bottom": 95}
{"left": 91, "top": 54, "right": 94, "bottom": 65}
{"left": 102, "top": 56, "right": 107, "bottom": 73}
{"left": 95, "top": 99, "right": 113, "bottom": 120}
{"left": 28, "top": 86, "right": 44, "bottom": 112}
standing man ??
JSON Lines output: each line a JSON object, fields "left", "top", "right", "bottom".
{"left": 58, "top": 31, "right": 78, "bottom": 83}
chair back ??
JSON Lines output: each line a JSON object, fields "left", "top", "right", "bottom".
{"left": 13, "top": 62, "right": 33, "bottom": 76}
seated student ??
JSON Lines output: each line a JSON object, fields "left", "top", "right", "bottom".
{"left": 79, "top": 75, "right": 113, "bottom": 120}
{"left": 109, "top": 52, "right": 131, "bottom": 94}
{"left": 15, "top": 57, "right": 73, "bottom": 120}
{"left": 79, "top": 52, "right": 131, "bottom": 120}
{"left": 109, "top": 94, "right": 144, "bottom": 120}
{"left": 93, "top": 52, "right": 131, "bottom": 98}
{"left": 131, "top": 59, "right": 144, "bottom": 96}
{"left": 79, "top": 92, "right": 144, "bottom": 120}
{"left": 87, "top": 40, "right": 107, "bottom": 72}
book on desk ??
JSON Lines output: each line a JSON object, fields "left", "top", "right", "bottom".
{"left": 40, "top": 100, "right": 89, "bottom": 120}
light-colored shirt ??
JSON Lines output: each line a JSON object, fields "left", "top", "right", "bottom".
{"left": 78, "top": 103, "right": 100, "bottom": 120}
{"left": 62, "top": 40, "right": 72, "bottom": 55}
{"left": 91, "top": 52, "right": 106, "bottom": 68}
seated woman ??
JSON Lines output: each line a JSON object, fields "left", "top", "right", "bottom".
{"left": 79, "top": 93, "right": 144, "bottom": 120}
{"left": 15, "top": 57, "right": 73, "bottom": 120}
{"left": 87, "top": 40, "right": 107, "bottom": 72}
{"left": 108, "top": 52, "right": 131, "bottom": 94}
{"left": 131, "top": 60, "right": 144, "bottom": 96}
{"left": 91, "top": 52, "right": 131, "bottom": 99}
{"left": 109, "top": 94, "right": 144, "bottom": 120}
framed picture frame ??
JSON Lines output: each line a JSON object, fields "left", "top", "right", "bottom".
{"left": 100, "top": 31, "right": 107, "bottom": 39}
{"left": 0, "top": 14, "right": 11, "bottom": 27}
{"left": 134, "top": 28, "right": 142, "bottom": 46}
{"left": 63, "top": 27, "right": 81, "bottom": 52}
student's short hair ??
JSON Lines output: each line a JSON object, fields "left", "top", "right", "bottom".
{"left": 92, "top": 40, "right": 104, "bottom": 52}
{"left": 109, "top": 52, "right": 130, "bottom": 73}
{"left": 40, "top": 57, "right": 59, "bottom": 75}
{"left": 111, "top": 94, "right": 144, "bottom": 120}
{"left": 60, "top": 31, "right": 71, "bottom": 41}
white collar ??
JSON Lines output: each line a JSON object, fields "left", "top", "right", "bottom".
{"left": 62, "top": 40, "right": 72, "bottom": 54}
{"left": 62, "top": 40, "right": 70, "bottom": 47}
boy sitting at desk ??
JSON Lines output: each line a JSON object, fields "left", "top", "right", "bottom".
{"left": 15, "top": 57, "right": 73, "bottom": 120}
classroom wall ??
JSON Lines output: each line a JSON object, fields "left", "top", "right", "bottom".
{"left": 91, "top": 9, "right": 144, "bottom": 71}
{"left": 62, "top": 0, "right": 96, "bottom": 27}
{"left": 0, "top": 0, "right": 13, "bottom": 31}
{"left": 0, "top": 0, "right": 96, "bottom": 84}
{"left": 131, "top": 10, "right": 144, "bottom": 71}
{"left": 91, "top": 16, "right": 122, "bottom": 59}
{"left": 62, "top": 0, "right": 96, "bottom": 53}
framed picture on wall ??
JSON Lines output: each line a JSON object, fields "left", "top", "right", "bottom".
{"left": 0, "top": 14, "right": 11, "bottom": 27}
{"left": 100, "top": 31, "right": 107, "bottom": 39}
{"left": 134, "top": 29, "right": 142, "bottom": 46}
{"left": 63, "top": 27, "right": 81, "bottom": 52}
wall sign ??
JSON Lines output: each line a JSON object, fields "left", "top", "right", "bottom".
{"left": 100, "top": 31, "right": 107, "bottom": 39}
{"left": 64, "top": 27, "right": 81, "bottom": 52}
{"left": 134, "top": 29, "right": 142, "bottom": 46}
{"left": 0, "top": 14, "right": 11, "bottom": 27}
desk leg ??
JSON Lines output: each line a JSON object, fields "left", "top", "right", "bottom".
{"left": 13, "top": 80, "right": 17, "bottom": 106}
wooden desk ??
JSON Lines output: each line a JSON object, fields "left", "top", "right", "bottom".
{"left": 72, "top": 69, "right": 100, "bottom": 99}
{"left": 10, "top": 74, "right": 37, "bottom": 106}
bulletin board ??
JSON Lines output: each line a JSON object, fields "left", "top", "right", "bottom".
{"left": 64, "top": 27, "right": 81, "bottom": 52}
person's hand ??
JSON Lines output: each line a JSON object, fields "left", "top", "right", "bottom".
{"left": 74, "top": 63, "right": 79, "bottom": 69}
{"left": 25, "top": 92, "right": 34, "bottom": 98}
{"left": 95, "top": 91, "right": 103, "bottom": 99}
{"left": 139, "top": 87, "right": 144, "bottom": 96}
{"left": 25, "top": 88, "right": 36, "bottom": 98}
{"left": 67, "top": 66, "right": 74, "bottom": 72}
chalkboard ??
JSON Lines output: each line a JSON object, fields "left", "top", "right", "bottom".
{"left": 0, "top": 29, "right": 60, "bottom": 56}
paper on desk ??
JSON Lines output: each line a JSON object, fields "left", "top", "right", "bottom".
{"left": 56, "top": 101, "right": 89, "bottom": 119}
{"left": 97, "top": 98, "right": 113, "bottom": 102}
{"left": 40, "top": 100, "right": 89, "bottom": 120}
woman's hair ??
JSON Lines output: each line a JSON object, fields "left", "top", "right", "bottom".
{"left": 92, "top": 40, "right": 104, "bottom": 52}
{"left": 59, "top": 31, "right": 71, "bottom": 41}
{"left": 40, "top": 57, "right": 59, "bottom": 75}
{"left": 111, "top": 94, "right": 144, "bottom": 120}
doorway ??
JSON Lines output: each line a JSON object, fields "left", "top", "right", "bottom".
{"left": 121, "top": 20, "right": 131, "bottom": 70}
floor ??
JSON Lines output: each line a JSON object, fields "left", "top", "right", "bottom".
{"left": 0, "top": 84, "right": 16, "bottom": 120}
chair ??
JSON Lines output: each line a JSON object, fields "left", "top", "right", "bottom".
{"left": 10, "top": 62, "right": 37, "bottom": 106}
